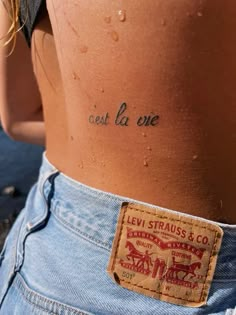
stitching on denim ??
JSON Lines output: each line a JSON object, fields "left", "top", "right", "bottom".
{"left": 113, "top": 204, "right": 222, "bottom": 303}
{"left": 15, "top": 215, "right": 26, "bottom": 270}
{"left": 19, "top": 291, "right": 56, "bottom": 315}
{"left": 15, "top": 275, "right": 56, "bottom": 315}
{"left": 51, "top": 210, "right": 111, "bottom": 251}
{"left": 15, "top": 273, "right": 91, "bottom": 315}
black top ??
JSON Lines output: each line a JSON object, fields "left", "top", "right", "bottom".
{"left": 19, "top": 0, "right": 46, "bottom": 46}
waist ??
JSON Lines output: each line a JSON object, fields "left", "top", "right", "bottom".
{"left": 38, "top": 152, "right": 236, "bottom": 281}
{"left": 46, "top": 146, "right": 236, "bottom": 224}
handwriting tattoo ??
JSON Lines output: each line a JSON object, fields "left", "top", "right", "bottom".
{"left": 88, "top": 102, "right": 159, "bottom": 127}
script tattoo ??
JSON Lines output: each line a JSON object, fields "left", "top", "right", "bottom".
{"left": 88, "top": 103, "right": 159, "bottom": 127}
{"left": 115, "top": 103, "right": 129, "bottom": 126}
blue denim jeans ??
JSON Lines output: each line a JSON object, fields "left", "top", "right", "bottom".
{"left": 0, "top": 154, "right": 235, "bottom": 314}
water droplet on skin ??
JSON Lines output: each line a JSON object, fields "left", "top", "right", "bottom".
{"left": 100, "top": 88, "right": 104, "bottom": 93}
{"left": 111, "top": 30, "right": 119, "bottom": 42}
{"left": 104, "top": 16, "right": 111, "bottom": 24}
{"left": 80, "top": 45, "right": 88, "bottom": 53}
{"left": 143, "top": 160, "right": 148, "bottom": 167}
{"left": 192, "top": 155, "right": 198, "bottom": 160}
{"left": 197, "top": 12, "right": 203, "bottom": 17}
{"left": 161, "top": 19, "right": 166, "bottom": 26}
{"left": 142, "top": 132, "right": 147, "bottom": 137}
{"left": 72, "top": 72, "right": 80, "bottom": 80}
{"left": 79, "top": 162, "right": 84, "bottom": 169}
{"left": 146, "top": 146, "right": 152, "bottom": 151}
{"left": 118, "top": 10, "right": 126, "bottom": 22}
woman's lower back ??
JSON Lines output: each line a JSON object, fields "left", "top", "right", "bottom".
{"left": 32, "top": 0, "right": 236, "bottom": 223}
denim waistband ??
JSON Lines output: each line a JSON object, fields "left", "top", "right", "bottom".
{"left": 38, "top": 153, "right": 236, "bottom": 281}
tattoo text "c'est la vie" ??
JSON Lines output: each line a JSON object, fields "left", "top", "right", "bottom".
{"left": 88, "top": 103, "right": 159, "bottom": 127}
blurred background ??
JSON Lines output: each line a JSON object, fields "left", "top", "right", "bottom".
{"left": 0, "top": 124, "right": 43, "bottom": 250}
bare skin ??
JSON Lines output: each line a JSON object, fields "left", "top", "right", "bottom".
{"left": 3, "top": 1, "right": 236, "bottom": 223}
{"left": 0, "top": 6, "right": 45, "bottom": 145}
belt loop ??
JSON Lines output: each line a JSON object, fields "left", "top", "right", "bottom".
{"left": 39, "top": 170, "right": 59, "bottom": 203}
{"left": 26, "top": 170, "right": 60, "bottom": 232}
{"left": 40, "top": 170, "right": 60, "bottom": 228}
{"left": 45, "top": 172, "right": 60, "bottom": 219}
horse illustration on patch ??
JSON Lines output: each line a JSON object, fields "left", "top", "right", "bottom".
{"left": 120, "top": 240, "right": 202, "bottom": 286}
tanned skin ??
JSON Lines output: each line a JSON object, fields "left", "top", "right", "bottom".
{"left": 1, "top": 1, "right": 236, "bottom": 223}
{"left": 0, "top": 5, "right": 45, "bottom": 145}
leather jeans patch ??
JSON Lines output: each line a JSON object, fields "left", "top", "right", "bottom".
{"left": 107, "top": 202, "right": 223, "bottom": 307}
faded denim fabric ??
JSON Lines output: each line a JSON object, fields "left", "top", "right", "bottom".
{"left": 0, "top": 153, "right": 235, "bottom": 315}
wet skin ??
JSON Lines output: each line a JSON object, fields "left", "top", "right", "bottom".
{"left": 32, "top": 0, "right": 236, "bottom": 223}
